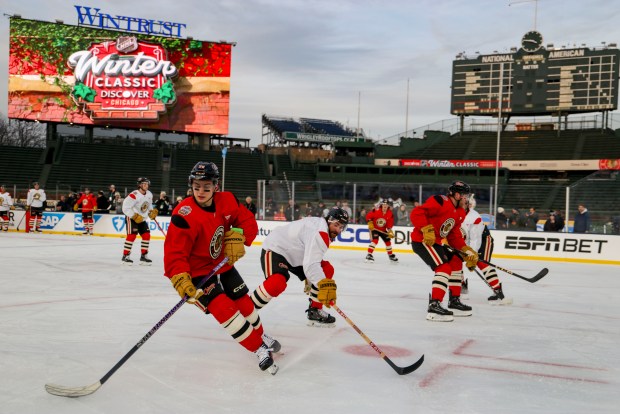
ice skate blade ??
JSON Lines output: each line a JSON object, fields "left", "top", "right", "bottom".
{"left": 365, "top": 259, "right": 374, "bottom": 264}
{"left": 267, "top": 364, "right": 279, "bottom": 375}
{"left": 306, "top": 320, "right": 336, "bottom": 328}
{"left": 449, "top": 309, "right": 473, "bottom": 317}
{"left": 426, "top": 313, "right": 454, "bottom": 322}
{"left": 139, "top": 261, "right": 152, "bottom": 266}
{"left": 489, "top": 297, "right": 513, "bottom": 306}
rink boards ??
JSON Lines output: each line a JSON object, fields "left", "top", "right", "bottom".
{"left": 4, "top": 210, "right": 619, "bottom": 265}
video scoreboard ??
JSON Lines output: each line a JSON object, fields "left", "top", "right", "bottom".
{"left": 450, "top": 31, "right": 620, "bottom": 116}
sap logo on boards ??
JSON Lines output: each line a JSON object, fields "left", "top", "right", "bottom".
{"left": 40, "top": 213, "right": 64, "bottom": 229}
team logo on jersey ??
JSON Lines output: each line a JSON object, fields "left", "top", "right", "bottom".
{"left": 376, "top": 218, "right": 387, "bottom": 227}
{"left": 210, "top": 225, "right": 225, "bottom": 259}
{"left": 178, "top": 206, "right": 192, "bottom": 216}
{"left": 140, "top": 201, "right": 150, "bottom": 213}
{"left": 439, "top": 218, "right": 456, "bottom": 238}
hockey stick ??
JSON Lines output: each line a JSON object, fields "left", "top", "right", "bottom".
{"left": 331, "top": 304, "right": 424, "bottom": 375}
{"left": 446, "top": 246, "right": 548, "bottom": 283}
{"left": 15, "top": 210, "right": 26, "bottom": 231}
{"left": 473, "top": 268, "right": 496, "bottom": 292}
{"left": 153, "top": 218, "right": 167, "bottom": 237}
{"left": 45, "top": 257, "right": 229, "bottom": 398}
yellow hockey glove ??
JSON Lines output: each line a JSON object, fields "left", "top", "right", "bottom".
{"left": 460, "top": 245, "right": 479, "bottom": 271}
{"left": 421, "top": 224, "right": 436, "bottom": 246}
{"left": 223, "top": 229, "right": 246, "bottom": 266}
{"left": 149, "top": 209, "right": 158, "bottom": 219}
{"left": 131, "top": 213, "right": 144, "bottom": 224}
{"left": 170, "top": 272, "right": 203, "bottom": 303}
{"left": 317, "top": 278, "right": 337, "bottom": 307}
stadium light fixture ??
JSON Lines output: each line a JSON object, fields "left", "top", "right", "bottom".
{"left": 55, "top": 19, "right": 63, "bottom": 24}
{"left": 609, "top": 43, "right": 617, "bottom": 48}
{"left": 547, "top": 43, "right": 554, "bottom": 49}
{"left": 13, "top": 14, "right": 22, "bottom": 18}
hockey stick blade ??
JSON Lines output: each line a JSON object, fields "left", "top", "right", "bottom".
{"left": 483, "top": 260, "right": 549, "bottom": 283}
{"left": 386, "top": 354, "right": 425, "bottom": 375}
{"left": 332, "top": 304, "right": 424, "bottom": 375}
{"left": 45, "top": 258, "right": 229, "bottom": 398}
{"left": 45, "top": 382, "right": 102, "bottom": 398}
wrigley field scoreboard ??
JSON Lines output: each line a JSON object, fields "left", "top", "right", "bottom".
{"left": 450, "top": 31, "right": 620, "bottom": 116}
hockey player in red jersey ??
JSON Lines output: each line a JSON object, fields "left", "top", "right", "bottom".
{"left": 75, "top": 188, "right": 97, "bottom": 235}
{"left": 121, "top": 178, "right": 156, "bottom": 265}
{"left": 250, "top": 207, "right": 347, "bottom": 327}
{"left": 365, "top": 199, "right": 398, "bottom": 263}
{"left": 410, "top": 181, "right": 479, "bottom": 322}
{"left": 164, "top": 161, "right": 279, "bottom": 374}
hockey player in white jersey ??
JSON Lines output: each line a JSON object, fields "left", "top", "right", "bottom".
{"left": 0, "top": 185, "right": 15, "bottom": 232}
{"left": 461, "top": 196, "right": 512, "bottom": 305}
{"left": 26, "top": 182, "right": 46, "bottom": 233}
{"left": 121, "top": 177, "right": 157, "bottom": 265}
{"left": 251, "top": 207, "right": 348, "bottom": 326}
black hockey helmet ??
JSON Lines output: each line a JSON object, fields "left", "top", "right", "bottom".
{"left": 326, "top": 206, "right": 349, "bottom": 229}
{"left": 137, "top": 177, "right": 151, "bottom": 186}
{"left": 188, "top": 161, "right": 219, "bottom": 187}
{"left": 448, "top": 180, "right": 471, "bottom": 196}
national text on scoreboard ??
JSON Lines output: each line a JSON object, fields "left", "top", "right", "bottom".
{"left": 450, "top": 31, "right": 620, "bottom": 116}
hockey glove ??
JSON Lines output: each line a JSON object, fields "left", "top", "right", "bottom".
{"left": 460, "top": 245, "right": 479, "bottom": 271}
{"left": 132, "top": 213, "right": 144, "bottom": 224}
{"left": 421, "top": 224, "right": 436, "bottom": 246}
{"left": 387, "top": 229, "right": 395, "bottom": 239}
{"left": 368, "top": 221, "right": 375, "bottom": 231}
{"left": 170, "top": 272, "right": 203, "bottom": 303}
{"left": 149, "top": 208, "right": 158, "bottom": 219}
{"left": 223, "top": 229, "right": 246, "bottom": 266}
{"left": 73, "top": 204, "right": 79, "bottom": 212}
{"left": 317, "top": 278, "right": 337, "bottom": 307}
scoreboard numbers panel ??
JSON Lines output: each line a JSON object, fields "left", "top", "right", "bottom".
{"left": 451, "top": 42, "right": 620, "bottom": 116}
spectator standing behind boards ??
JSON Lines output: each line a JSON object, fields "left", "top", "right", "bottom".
{"left": 495, "top": 207, "right": 508, "bottom": 230}
{"left": 396, "top": 204, "right": 410, "bottom": 227}
{"left": 285, "top": 199, "right": 301, "bottom": 221}
{"left": 543, "top": 213, "right": 559, "bottom": 232}
{"left": 55, "top": 195, "right": 71, "bottom": 212}
{"left": 75, "top": 188, "right": 97, "bottom": 235}
{"left": 0, "top": 184, "right": 15, "bottom": 232}
{"left": 27, "top": 182, "right": 46, "bottom": 233}
{"left": 244, "top": 196, "right": 257, "bottom": 217}
{"left": 107, "top": 184, "right": 116, "bottom": 206}
{"left": 111, "top": 192, "right": 124, "bottom": 214}
{"left": 525, "top": 207, "right": 539, "bottom": 231}
{"left": 96, "top": 190, "right": 110, "bottom": 213}
{"left": 154, "top": 191, "right": 171, "bottom": 216}
{"left": 573, "top": 204, "right": 591, "bottom": 233}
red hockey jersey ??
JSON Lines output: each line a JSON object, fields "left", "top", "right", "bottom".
{"left": 164, "top": 192, "right": 258, "bottom": 279}
{"left": 410, "top": 194, "right": 467, "bottom": 250}
{"left": 76, "top": 193, "right": 97, "bottom": 213}
{"left": 366, "top": 207, "right": 394, "bottom": 232}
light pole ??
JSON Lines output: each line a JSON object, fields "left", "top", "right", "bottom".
{"left": 221, "top": 146, "right": 227, "bottom": 191}
{"left": 493, "top": 62, "right": 505, "bottom": 223}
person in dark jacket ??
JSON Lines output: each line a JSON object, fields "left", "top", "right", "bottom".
{"left": 573, "top": 204, "right": 590, "bottom": 233}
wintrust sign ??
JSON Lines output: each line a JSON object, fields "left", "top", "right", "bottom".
{"left": 67, "top": 37, "right": 178, "bottom": 122}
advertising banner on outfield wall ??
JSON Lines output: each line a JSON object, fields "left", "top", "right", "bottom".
{"left": 6, "top": 211, "right": 620, "bottom": 265}
{"left": 8, "top": 17, "right": 232, "bottom": 134}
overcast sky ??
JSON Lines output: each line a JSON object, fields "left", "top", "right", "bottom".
{"left": 2, "top": 0, "right": 620, "bottom": 146}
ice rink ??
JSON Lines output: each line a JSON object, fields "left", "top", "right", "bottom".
{"left": 1, "top": 232, "right": 618, "bottom": 414}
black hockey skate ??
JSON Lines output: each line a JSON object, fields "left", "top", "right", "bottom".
{"left": 121, "top": 254, "right": 133, "bottom": 265}
{"left": 448, "top": 293, "right": 473, "bottom": 317}
{"left": 262, "top": 333, "right": 281, "bottom": 353}
{"left": 140, "top": 253, "right": 152, "bottom": 266}
{"left": 426, "top": 295, "right": 454, "bottom": 322}
{"left": 488, "top": 283, "right": 513, "bottom": 305}
{"left": 255, "top": 343, "right": 278, "bottom": 375}
{"left": 389, "top": 254, "right": 399, "bottom": 263}
{"left": 365, "top": 253, "right": 374, "bottom": 263}
{"left": 306, "top": 306, "right": 336, "bottom": 327}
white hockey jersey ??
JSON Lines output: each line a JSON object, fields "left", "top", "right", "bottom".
{"left": 122, "top": 189, "right": 154, "bottom": 219}
{"left": 27, "top": 188, "right": 47, "bottom": 208}
{"left": 0, "top": 191, "right": 13, "bottom": 212}
{"left": 262, "top": 217, "right": 331, "bottom": 286}
{"left": 461, "top": 208, "right": 484, "bottom": 252}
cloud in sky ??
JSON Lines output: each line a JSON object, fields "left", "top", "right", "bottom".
{"left": 1, "top": 0, "right": 619, "bottom": 145}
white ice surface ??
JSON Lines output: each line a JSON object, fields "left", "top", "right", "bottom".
{"left": 0, "top": 233, "right": 618, "bottom": 414}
